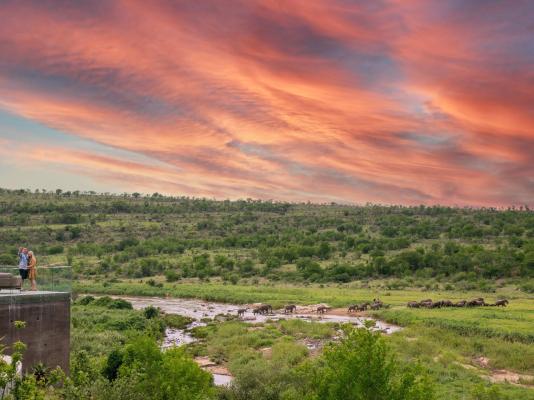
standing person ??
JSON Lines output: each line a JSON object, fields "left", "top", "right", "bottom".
{"left": 28, "top": 250, "right": 37, "bottom": 291}
{"left": 18, "top": 247, "right": 29, "bottom": 289}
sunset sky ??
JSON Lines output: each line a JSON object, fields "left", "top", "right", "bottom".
{"left": 0, "top": 0, "right": 533, "bottom": 206}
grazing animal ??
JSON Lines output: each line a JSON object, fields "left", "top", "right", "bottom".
{"left": 407, "top": 301, "right": 420, "bottom": 308}
{"left": 256, "top": 304, "right": 272, "bottom": 314}
{"left": 430, "top": 301, "right": 443, "bottom": 309}
{"left": 467, "top": 299, "right": 485, "bottom": 307}
{"left": 237, "top": 308, "right": 247, "bottom": 317}
{"left": 252, "top": 307, "right": 262, "bottom": 315}
{"left": 495, "top": 299, "right": 509, "bottom": 307}
{"left": 370, "top": 302, "right": 382, "bottom": 310}
{"left": 357, "top": 304, "right": 368, "bottom": 312}
{"left": 317, "top": 306, "right": 329, "bottom": 314}
{"left": 454, "top": 300, "right": 467, "bottom": 307}
{"left": 419, "top": 299, "right": 432, "bottom": 307}
{"left": 441, "top": 300, "right": 453, "bottom": 307}
{"left": 348, "top": 304, "right": 358, "bottom": 313}
{"left": 284, "top": 304, "right": 297, "bottom": 314}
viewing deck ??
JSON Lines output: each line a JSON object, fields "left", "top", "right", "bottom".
{"left": 0, "top": 266, "right": 71, "bottom": 373}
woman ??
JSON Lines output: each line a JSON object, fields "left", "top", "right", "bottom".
{"left": 28, "top": 250, "right": 37, "bottom": 291}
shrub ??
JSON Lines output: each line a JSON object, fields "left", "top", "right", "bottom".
{"left": 48, "top": 245, "right": 64, "bottom": 255}
{"left": 310, "top": 327, "right": 435, "bottom": 400}
{"left": 144, "top": 306, "right": 160, "bottom": 320}
{"left": 165, "top": 270, "right": 181, "bottom": 282}
{"left": 77, "top": 295, "right": 95, "bottom": 305}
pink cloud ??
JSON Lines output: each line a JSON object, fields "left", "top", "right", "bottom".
{"left": 0, "top": 0, "right": 532, "bottom": 206}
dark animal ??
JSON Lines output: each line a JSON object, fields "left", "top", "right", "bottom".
{"left": 454, "top": 300, "right": 467, "bottom": 307}
{"left": 495, "top": 299, "right": 509, "bottom": 307}
{"left": 419, "top": 299, "right": 432, "bottom": 307}
{"left": 407, "top": 301, "right": 420, "bottom": 308}
{"left": 252, "top": 305, "right": 271, "bottom": 315}
{"left": 348, "top": 304, "right": 358, "bottom": 313}
{"left": 441, "top": 300, "right": 453, "bottom": 307}
{"left": 467, "top": 299, "right": 485, "bottom": 307}
{"left": 430, "top": 301, "right": 443, "bottom": 309}
{"left": 237, "top": 308, "right": 247, "bottom": 317}
{"left": 317, "top": 306, "right": 329, "bottom": 314}
{"left": 370, "top": 302, "right": 382, "bottom": 310}
{"left": 284, "top": 304, "right": 297, "bottom": 313}
{"left": 357, "top": 303, "right": 368, "bottom": 311}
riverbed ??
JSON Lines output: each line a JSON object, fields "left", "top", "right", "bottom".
{"left": 101, "top": 295, "right": 402, "bottom": 386}
{"left": 113, "top": 295, "right": 402, "bottom": 334}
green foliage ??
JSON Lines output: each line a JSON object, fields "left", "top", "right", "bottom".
{"left": 77, "top": 295, "right": 95, "bottom": 305}
{"left": 117, "top": 336, "right": 215, "bottom": 400}
{"left": 143, "top": 305, "right": 159, "bottom": 319}
{"left": 309, "top": 328, "right": 434, "bottom": 400}
{"left": 2, "top": 189, "right": 533, "bottom": 284}
{"left": 470, "top": 384, "right": 510, "bottom": 400}
{"left": 92, "top": 296, "right": 133, "bottom": 310}
{"left": 0, "top": 321, "right": 64, "bottom": 399}
{"left": 102, "top": 349, "right": 123, "bottom": 381}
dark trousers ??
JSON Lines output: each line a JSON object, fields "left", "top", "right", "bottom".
{"left": 19, "top": 268, "right": 29, "bottom": 280}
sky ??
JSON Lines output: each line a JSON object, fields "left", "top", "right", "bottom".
{"left": 0, "top": 0, "right": 533, "bottom": 206}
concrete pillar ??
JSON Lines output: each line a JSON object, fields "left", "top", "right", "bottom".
{"left": 0, "top": 292, "right": 70, "bottom": 373}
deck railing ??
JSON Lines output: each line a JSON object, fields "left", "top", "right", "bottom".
{"left": 0, "top": 265, "right": 72, "bottom": 293}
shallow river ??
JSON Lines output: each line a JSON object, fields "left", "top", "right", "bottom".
{"left": 104, "top": 295, "right": 402, "bottom": 386}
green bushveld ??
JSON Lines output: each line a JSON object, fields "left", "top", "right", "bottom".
{"left": 1, "top": 189, "right": 533, "bottom": 286}
{"left": 1, "top": 189, "right": 533, "bottom": 398}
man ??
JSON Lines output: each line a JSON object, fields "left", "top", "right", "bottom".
{"left": 18, "top": 247, "right": 29, "bottom": 289}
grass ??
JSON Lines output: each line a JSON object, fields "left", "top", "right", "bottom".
{"left": 75, "top": 278, "right": 532, "bottom": 307}
{"left": 76, "top": 278, "right": 534, "bottom": 398}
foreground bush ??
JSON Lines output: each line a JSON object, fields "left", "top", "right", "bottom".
{"left": 222, "top": 327, "right": 434, "bottom": 400}
{"left": 310, "top": 328, "right": 434, "bottom": 400}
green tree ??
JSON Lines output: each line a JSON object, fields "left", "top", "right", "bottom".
{"left": 310, "top": 328, "right": 434, "bottom": 400}
{"left": 117, "top": 336, "right": 215, "bottom": 400}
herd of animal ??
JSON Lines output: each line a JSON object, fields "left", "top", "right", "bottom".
{"left": 236, "top": 298, "right": 387, "bottom": 317}
{"left": 236, "top": 297, "right": 509, "bottom": 317}
{"left": 407, "top": 298, "right": 509, "bottom": 308}
{"left": 347, "top": 299, "right": 386, "bottom": 312}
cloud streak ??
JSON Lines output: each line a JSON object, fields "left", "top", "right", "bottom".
{"left": 0, "top": 0, "right": 532, "bottom": 206}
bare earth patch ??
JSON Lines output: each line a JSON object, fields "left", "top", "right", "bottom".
{"left": 487, "top": 370, "right": 534, "bottom": 387}
{"left": 194, "top": 357, "right": 234, "bottom": 386}
{"left": 457, "top": 358, "right": 534, "bottom": 388}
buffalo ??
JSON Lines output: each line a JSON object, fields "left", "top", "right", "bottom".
{"left": 284, "top": 304, "right": 297, "bottom": 313}
{"left": 495, "top": 299, "right": 509, "bottom": 307}
{"left": 317, "top": 306, "right": 329, "bottom": 314}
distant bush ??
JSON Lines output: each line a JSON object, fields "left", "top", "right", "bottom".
{"left": 146, "top": 279, "right": 163, "bottom": 288}
{"left": 164, "top": 269, "right": 181, "bottom": 282}
{"left": 310, "top": 328, "right": 435, "bottom": 400}
{"left": 47, "top": 245, "right": 64, "bottom": 255}
{"left": 143, "top": 306, "right": 159, "bottom": 319}
{"left": 93, "top": 296, "right": 133, "bottom": 310}
{"left": 77, "top": 295, "right": 95, "bottom": 305}
{"left": 164, "top": 314, "right": 193, "bottom": 330}
{"left": 520, "top": 281, "right": 534, "bottom": 293}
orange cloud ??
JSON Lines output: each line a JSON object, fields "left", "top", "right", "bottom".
{"left": 0, "top": 0, "right": 532, "bottom": 206}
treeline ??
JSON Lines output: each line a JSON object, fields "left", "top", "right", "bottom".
{"left": 0, "top": 189, "right": 533, "bottom": 284}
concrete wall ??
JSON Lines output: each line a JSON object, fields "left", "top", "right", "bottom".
{"left": 0, "top": 292, "right": 70, "bottom": 373}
